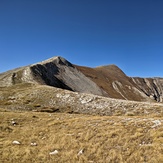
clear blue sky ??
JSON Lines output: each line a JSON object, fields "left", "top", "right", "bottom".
{"left": 0, "top": 0, "right": 163, "bottom": 77}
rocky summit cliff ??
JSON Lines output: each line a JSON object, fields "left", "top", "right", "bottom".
{"left": 0, "top": 56, "right": 163, "bottom": 103}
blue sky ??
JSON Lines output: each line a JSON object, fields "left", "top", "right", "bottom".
{"left": 0, "top": 0, "right": 163, "bottom": 77}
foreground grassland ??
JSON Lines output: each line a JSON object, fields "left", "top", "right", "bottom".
{"left": 0, "top": 108, "right": 163, "bottom": 163}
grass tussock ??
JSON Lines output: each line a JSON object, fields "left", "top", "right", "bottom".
{"left": 0, "top": 108, "right": 163, "bottom": 162}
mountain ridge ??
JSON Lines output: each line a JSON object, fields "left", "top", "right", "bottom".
{"left": 0, "top": 56, "right": 163, "bottom": 103}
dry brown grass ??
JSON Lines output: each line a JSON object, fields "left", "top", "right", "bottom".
{"left": 1, "top": 108, "right": 163, "bottom": 163}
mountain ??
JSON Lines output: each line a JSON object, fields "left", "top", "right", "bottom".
{"left": 1, "top": 56, "right": 163, "bottom": 163}
{"left": 0, "top": 56, "right": 163, "bottom": 103}
{"left": 0, "top": 56, "right": 105, "bottom": 96}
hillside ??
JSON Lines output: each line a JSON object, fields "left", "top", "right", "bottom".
{"left": 0, "top": 83, "right": 163, "bottom": 116}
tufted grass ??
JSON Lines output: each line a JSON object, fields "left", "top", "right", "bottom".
{"left": 0, "top": 108, "right": 163, "bottom": 163}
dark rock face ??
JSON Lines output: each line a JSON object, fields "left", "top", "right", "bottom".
{"left": 0, "top": 56, "right": 163, "bottom": 103}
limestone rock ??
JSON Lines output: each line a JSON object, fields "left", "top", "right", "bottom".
{"left": 77, "top": 149, "right": 84, "bottom": 156}
{"left": 30, "top": 142, "right": 37, "bottom": 146}
{"left": 49, "top": 150, "right": 59, "bottom": 155}
{"left": 12, "top": 140, "right": 21, "bottom": 145}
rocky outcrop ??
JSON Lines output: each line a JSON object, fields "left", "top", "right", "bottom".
{"left": 132, "top": 78, "right": 163, "bottom": 102}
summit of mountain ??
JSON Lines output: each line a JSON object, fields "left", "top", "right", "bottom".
{"left": 34, "top": 56, "right": 73, "bottom": 67}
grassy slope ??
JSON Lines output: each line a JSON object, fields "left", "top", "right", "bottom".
{"left": 1, "top": 83, "right": 163, "bottom": 116}
{"left": 1, "top": 108, "right": 163, "bottom": 163}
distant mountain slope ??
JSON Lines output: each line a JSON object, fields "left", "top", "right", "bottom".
{"left": 0, "top": 56, "right": 163, "bottom": 103}
{"left": 75, "top": 65, "right": 163, "bottom": 102}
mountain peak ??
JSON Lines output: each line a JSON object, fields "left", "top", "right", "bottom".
{"left": 35, "top": 56, "right": 73, "bottom": 67}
